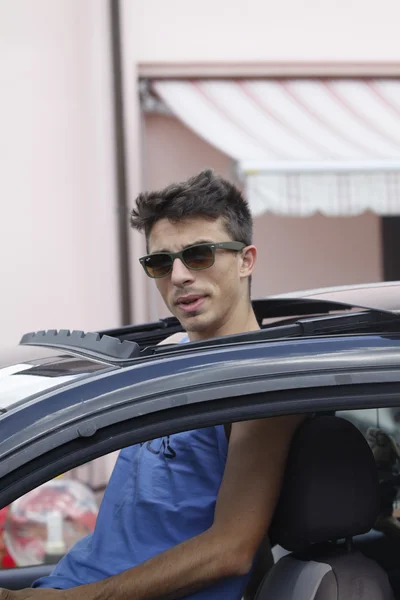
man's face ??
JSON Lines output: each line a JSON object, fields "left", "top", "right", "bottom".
{"left": 148, "top": 216, "right": 255, "bottom": 340}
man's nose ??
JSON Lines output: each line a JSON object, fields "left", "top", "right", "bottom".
{"left": 170, "top": 258, "right": 195, "bottom": 285}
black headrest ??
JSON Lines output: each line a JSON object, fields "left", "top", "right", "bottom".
{"left": 270, "top": 415, "right": 379, "bottom": 552}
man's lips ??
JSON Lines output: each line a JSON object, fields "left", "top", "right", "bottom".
{"left": 175, "top": 295, "right": 206, "bottom": 313}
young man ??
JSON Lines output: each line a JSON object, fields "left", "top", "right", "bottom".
{"left": 5, "top": 170, "right": 302, "bottom": 600}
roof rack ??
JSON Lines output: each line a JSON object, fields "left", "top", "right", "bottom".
{"left": 99, "top": 297, "right": 393, "bottom": 347}
{"left": 252, "top": 297, "right": 353, "bottom": 322}
{"left": 20, "top": 329, "right": 140, "bottom": 361}
{"left": 19, "top": 298, "right": 400, "bottom": 364}
{"left": 151, "top": 308, "right": 400, "bottom": 356}
{"left": 100, "top": 316, "right": 183, "bottom": 346}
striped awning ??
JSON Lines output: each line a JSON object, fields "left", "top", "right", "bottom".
{"left": 152, "top": 79, "right": 400, "bottom": 216}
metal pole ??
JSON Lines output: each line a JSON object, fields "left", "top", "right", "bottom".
{"left": 109, "top": 0, "right": 132, "bottom": 325}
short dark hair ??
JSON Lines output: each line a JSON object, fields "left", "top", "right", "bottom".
{"left": 130, "top": 169, "right": 253, "bottom": 247}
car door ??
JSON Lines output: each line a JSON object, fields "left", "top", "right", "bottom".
{"left": 0, "top": 334, "right": 400, "bottom": 589}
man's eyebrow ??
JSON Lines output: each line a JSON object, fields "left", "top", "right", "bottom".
{"left": 154, "top": 240, "right": 214, "bottom": 253}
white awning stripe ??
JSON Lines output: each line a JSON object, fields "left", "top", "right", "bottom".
{"left": 342, "top": 82, "right": 400, "bottom": 146}
{"left": 197, "top": 81, "right": 315, "bottom": 159}
{"left": 374, "top": 81, "right": 400, "bottom": 116}
{"left": 326, "top": 80, "right": 400, "bottom": 151}
{"left": 155, "top": 80, "right": 274, "bottom": 160}
{"left": 152, "top": 78, "right": 400, "bottom": 216}
{"left": 240, "top": 81, "right": 338, "bottom": 159}
{"left": 247, "top": 81, "right": 364, "bottom": 159}
{"left": 193, "top": 81, "right": 289, "bottom": 158}
{"left": 282, "top": 81, "right": 390, "bottom": 158}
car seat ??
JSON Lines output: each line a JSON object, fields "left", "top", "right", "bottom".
{"left": 255, "top": 415, "right": 395, "bottom": 599}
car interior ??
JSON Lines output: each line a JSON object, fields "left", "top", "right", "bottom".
{"left": 1, "top": 407, "right": 400, "bottom": 600}
{"left": 256, "top": 414, "right": 395, "bottom": 599}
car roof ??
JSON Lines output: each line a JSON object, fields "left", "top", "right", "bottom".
{"left": 1, "top": 280, "right": 399, "bottom": 412}
{"left": 0, "top": 345, "right": 114, "bottom": 412}
{"left": 271, "top": 281, "right": 400, "bottom": 313}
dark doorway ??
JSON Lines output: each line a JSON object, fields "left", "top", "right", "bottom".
{"left": 382, "top": 217, "right": 400, "bottom": 281}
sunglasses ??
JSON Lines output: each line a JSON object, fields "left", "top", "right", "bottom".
{"left": 139, "top": 242, "right": 246, "bottom": 278}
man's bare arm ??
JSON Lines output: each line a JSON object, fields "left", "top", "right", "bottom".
{"left": 5, "top": 414, "right": 302, "bottom": 600}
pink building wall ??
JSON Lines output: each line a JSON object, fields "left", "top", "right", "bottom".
{"left": 136, "top": 0, "right": 400, "bottom": 65}
{"left": 1, "top": 0, "right": 392, "bottom": 346}
{"left": 0, "top": 0, "right": 122, "bottom": 347}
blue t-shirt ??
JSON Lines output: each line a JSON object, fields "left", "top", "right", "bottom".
{"left": 34, "top": 334, "right": 253, "bottom": 598}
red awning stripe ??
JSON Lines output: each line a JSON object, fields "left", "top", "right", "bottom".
{"left": 192, "top": 81, "right": 289, "bottom": 159}
{"left": 324, "top": 80, "right": 400, "bottom": 151}
{"left": 239, "top": 81, "right": 339, "bottom": 160}
{"left": 279, "top": 80, "right": 383, "bottom": 158}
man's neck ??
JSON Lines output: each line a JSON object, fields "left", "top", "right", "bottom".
{"left": 188, "top": 309, "right": 260, "bottom": 342}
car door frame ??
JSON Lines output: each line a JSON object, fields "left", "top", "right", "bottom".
{"left": 0, "top": 337, "right": 400, "bottom": 587}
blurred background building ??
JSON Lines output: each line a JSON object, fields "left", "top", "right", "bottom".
{"left": 1, "top": 0, "right": 400, "bottom": 347}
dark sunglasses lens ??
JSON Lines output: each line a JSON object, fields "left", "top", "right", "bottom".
{"left": 183, "top": 245, "right": 214, "bottom": 270}
{"left": 144, "top": 254, "right": 172, "bottom": 277}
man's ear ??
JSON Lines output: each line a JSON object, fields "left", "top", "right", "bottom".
{"left": 240, "top": 245, "right": 257, "bottom": 279}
